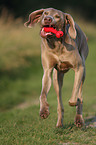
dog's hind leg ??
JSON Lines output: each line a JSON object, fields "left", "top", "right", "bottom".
{"left": 53, "top": 69, "right": 64, "bottom": 127}
{"left": 75, "top": 66, "right": 85, "bottom": 127}
{"left": 75, "top": 96, "right": 84, "bottom": 127}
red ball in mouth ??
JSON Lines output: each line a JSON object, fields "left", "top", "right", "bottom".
{"left": 40, "top": 27, "right": 63, "bottom": 38}
{"left": 40, "top": 27, "right": 52, "bottom": 38}
{"left": 56, "top": 31, "right": 63, "bottom": 38}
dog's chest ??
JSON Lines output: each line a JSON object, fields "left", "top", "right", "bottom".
{"left": 53, "top": 42, "right": 72, "bottom": 72}
{"left": 55, "top": 61, "right": 73, "bottom": 73}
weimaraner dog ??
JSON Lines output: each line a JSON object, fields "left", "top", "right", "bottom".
{"left": 24, "top": 8, "right": 89, "bottom": 127}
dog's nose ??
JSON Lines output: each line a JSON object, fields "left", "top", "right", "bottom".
{"left": 44, "top": 17, "right": 52, "bottom": 24}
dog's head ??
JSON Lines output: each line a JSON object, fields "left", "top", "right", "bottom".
{"left": 24, "top": 8, "right": 76, "bottom": 39}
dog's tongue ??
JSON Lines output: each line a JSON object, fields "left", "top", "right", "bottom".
{"left": 40, "top": 27, "right": 52, "bottom": 38}
{"left": 40, "top": 27, "right": 63, "bottom": 38}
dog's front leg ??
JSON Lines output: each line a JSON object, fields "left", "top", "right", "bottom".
{"left": 40, "top": 68, "right": 52, "bottom": 119}
{"left": 69, "top": 65, "right": 84, "bottom": 106}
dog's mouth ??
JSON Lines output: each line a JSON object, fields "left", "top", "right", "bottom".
{"left": 40, "top": 25, "right": 56, "bottom": 38}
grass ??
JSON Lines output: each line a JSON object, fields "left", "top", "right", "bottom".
{"left": 0, "top": 15, "right": 96, "bottom": 145}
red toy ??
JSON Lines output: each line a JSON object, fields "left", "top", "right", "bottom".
{"left": 44, "top": 27, "right": 63, "bottom": 38}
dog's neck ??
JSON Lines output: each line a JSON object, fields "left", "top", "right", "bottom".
{"left": 41, "top": 37, "right": 66, "bottom": 55}
{"left": 41, "top": 34, "right": 76, "bottom": 53}
{"left": 44, "top": 36, "right": 64, "bottom": 49}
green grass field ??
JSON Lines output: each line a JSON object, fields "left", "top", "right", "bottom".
{"left": 0, "top": 17, "right": 96, "bottom": 145}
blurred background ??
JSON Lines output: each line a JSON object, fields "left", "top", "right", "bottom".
{"left": 0, "top": 0, "right": 96, "bottom": 20}
{"left": 0, "top": 0, "right": 96, "bottom": 113}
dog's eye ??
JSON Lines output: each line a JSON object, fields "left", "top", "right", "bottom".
{"left": 55, "top": 14, "right": 60, "bottom": 19}
{"left": 44, "top": 11, "right": 49, "bottom": 15}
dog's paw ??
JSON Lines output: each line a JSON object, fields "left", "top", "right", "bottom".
{"left": 40, "top": 108, "right": 50, "bottom": 119}
{"left": 75, "top": 114, "right": 84, "bottom": 127}
{"left": 56, "top": 122, "right": 63, "bottom": 128}
{"left": 69, "top": 99, "right": 77, "bottom": 106}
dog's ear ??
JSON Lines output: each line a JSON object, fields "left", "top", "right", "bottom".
{"left": 24, "top": 9, "right": 44, "bottom": 28}
{"left": 64, "top": 13, "right": 76, "bottom": 39}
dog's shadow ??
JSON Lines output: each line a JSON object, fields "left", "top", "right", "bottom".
{"left": 85, "top": 116, "right": 96, "bottom": 128}
{"left": 55, "top": 116, "right": 96, "bottom": 134}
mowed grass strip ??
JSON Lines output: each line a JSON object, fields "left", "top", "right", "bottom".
{"left": 0, "top": 17, "right": 96, "bottom": 145}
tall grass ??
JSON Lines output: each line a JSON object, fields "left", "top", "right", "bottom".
{"left": 0, "top": 14, "right": 42, "bottom": 111}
